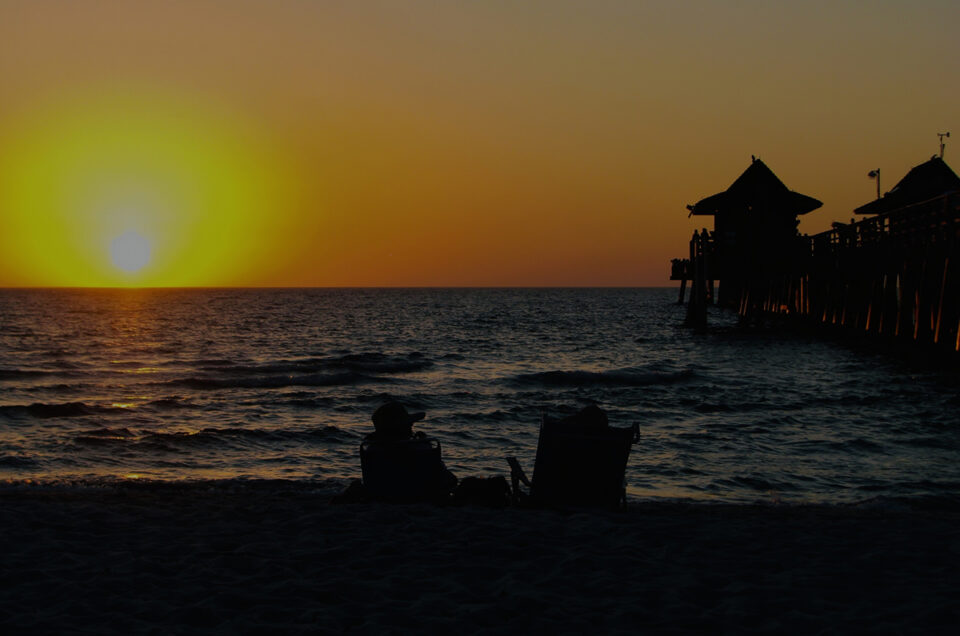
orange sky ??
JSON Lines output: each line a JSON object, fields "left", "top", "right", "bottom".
{"left": 0, "top": 0, "right": 957, "bottom": 286}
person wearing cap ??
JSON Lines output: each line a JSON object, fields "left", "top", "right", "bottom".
{"left": 359, "top": 401, "right": 457, "bottom": 502}
{"left": 368, "top": 401, "right": 426, "bottom": 441}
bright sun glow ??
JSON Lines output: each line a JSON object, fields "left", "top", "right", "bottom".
{"left": 110, "top": 230, "right": 151, "bottom": 272}
{"left": 0, "top": 88, "right": 298, "bottom": 287}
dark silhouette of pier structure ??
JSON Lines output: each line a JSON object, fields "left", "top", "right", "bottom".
{"left": 672, "top": 155, "right": 960, "bottom": 352}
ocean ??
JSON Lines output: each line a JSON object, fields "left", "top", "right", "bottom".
{"left": 1, "top": 287, "right": 959, "bottom": 506}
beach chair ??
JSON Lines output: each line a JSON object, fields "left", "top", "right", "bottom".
{"left": 360, "top": 436, "right": 456, "bottom": 503}
{"left": 508, "top": 411, "right": 639, "bottom": 509}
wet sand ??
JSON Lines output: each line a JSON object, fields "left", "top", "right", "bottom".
{"left": 1, "top": 487, "right": 958, "bottom": 634}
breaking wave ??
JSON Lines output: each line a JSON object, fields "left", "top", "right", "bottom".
{"left": 164, "top": 371, "right": 384, "bottom": 390}
{"left": 72, "top": 426, "right": 351, "bottom": 449}
{"left": 0, "top": 369, "right": 58, "bottom": 381}
{"left": 511, "top": 367, "right": 696, "bottom": 388}
{"left": 0, "top": 402, "right": 117, "bottom": 419}
{"left": 198, "top": 352, "right": 431, "bottom": 377}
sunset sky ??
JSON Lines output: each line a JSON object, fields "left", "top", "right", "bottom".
{"left": 0, "top": 0, "right": 957, "bottom": 287}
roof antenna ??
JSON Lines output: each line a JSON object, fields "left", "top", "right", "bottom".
{"left": 938, "top": 132, "right": 950, "bottom": 158}
{"left": 868, "top": 169, "right": 881, "bottom": 199}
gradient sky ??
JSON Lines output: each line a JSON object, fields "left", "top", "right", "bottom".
{"left": 0, "top": 0, "right": 957, "bottom": 286}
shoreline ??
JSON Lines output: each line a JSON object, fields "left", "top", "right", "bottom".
{"left": 3, "top": 488, "right": 958, "bottom": 633}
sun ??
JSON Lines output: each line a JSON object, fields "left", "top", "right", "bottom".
{"left": 0, "top": 88, "right": 299, "bottom": 287}
{"left": 110, "top": 231, "right": 152, "bottom": 273}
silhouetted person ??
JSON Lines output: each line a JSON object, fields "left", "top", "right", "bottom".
{"left": 554, "top": 404, "right": 609, "bottom": 433}
{"left": 508, "top": 404, "right": 638, "bottom": 509}
{"left": 368, "top": 401, "right": 425, "bottom": 440}
{"left": 359, "top": 402, "right": 457, "bottom": 502}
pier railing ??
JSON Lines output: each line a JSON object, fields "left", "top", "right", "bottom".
{"left": 806, "top": 192, "right": 960, "bottom": 256}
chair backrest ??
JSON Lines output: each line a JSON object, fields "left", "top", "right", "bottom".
{"left": 531, "top": 416, "right": 636, "bottom": 508}
{"left": 360, "top": 436, "right": 448, "bottom": 503}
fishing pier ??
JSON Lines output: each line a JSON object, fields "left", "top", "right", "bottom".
{"left": 673, "top": 151, "right": 960, "bottom": 353}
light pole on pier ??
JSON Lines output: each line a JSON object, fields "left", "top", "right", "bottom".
{"left": 868, "top": 169, "right": 881, "bottom": 200}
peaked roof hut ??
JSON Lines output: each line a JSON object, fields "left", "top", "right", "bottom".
{"left": 687, "top": 157, "right": 823, "bottom": 218}
{"left": 681, "top": 158, "right": 823, "bottom": 308}
{"left": 854, "top": 156, "right": 960, "bottom": 216}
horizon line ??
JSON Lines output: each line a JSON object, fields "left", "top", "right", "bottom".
{"left": 0, "top": 284, "right": 678, "bottom": 291}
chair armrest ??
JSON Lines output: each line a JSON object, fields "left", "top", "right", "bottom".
{"left": 506, "top": 456, "right": 531, "bottom": 488}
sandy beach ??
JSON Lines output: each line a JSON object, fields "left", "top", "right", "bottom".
{"left": 1, "top": 485, "right": 957, "bottom": 634}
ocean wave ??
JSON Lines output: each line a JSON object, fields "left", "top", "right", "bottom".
{"left": 75, "top": 427, "right": 137, "bottom": 442}
{"left": 200, "top": 358, "right": 329, "bottom": 375}
{"left": 0, "top": 476, "right": 349, "bottom": 496}
{"left": 144, "top": 397, "right": 192, "bottom": 410}
{"left": 717, "top": 475, "right": 797, "bottom": 493}
{"left": 788, "top": 438, "right": 889, "bottom": 455}
{"left": 70, "top": 425, "right": 352, "bottom": 451}
{"left": 142, "top": 425, "right": 350, "bottom": 446}
{"left": 0, "top": 368, "right": 57, "bottom": 381}
{"left": 192, "top": 353, "right": 432, "bottom": 380}
{"left": 275, "top": 397, "right": 337, "bottom": 409}
{"left": 22, "top": 383, "right": 87, "bottom": 394}
{"left": 69, "top": 429, "right": 167, "bottom": 447}
{"left": 510, "top": 367, "right": 695, "bottom": 388}
{"left": 331, "top": 352, "right": 432, "bottom": 374}
{"left": 89, "top": 426, "right": 136, "bottom": 436}
{"left": 213, "top": 353, "right": 430, "bottom": 374}
{"left": 0, "top": 401, "right": 112, "bottom": 419}
{"left": 164, "top": 371, "right": 381, "bottom": 390}
{"left": 690, "top": 400, "right": 806, "bottom": 414}
{"left": 125, "top": 344, "right": 180, "bottom": 355}
{"left": 37, "top": 348, "right": 75, "bottom": 358}
{"left": 0, "top": 398, "right": 195, "bottom": 420}
{"left": 448, "top": 407, "right": 530, "bottom": 423}
{"left": 0, "top": 455, "right": 40, "bottom": 469}
{"left": 193, "top": 358, "right": 237, "bottom": 366}
{"left": 902, "top": 436, "right": 957, "bottom": 450}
